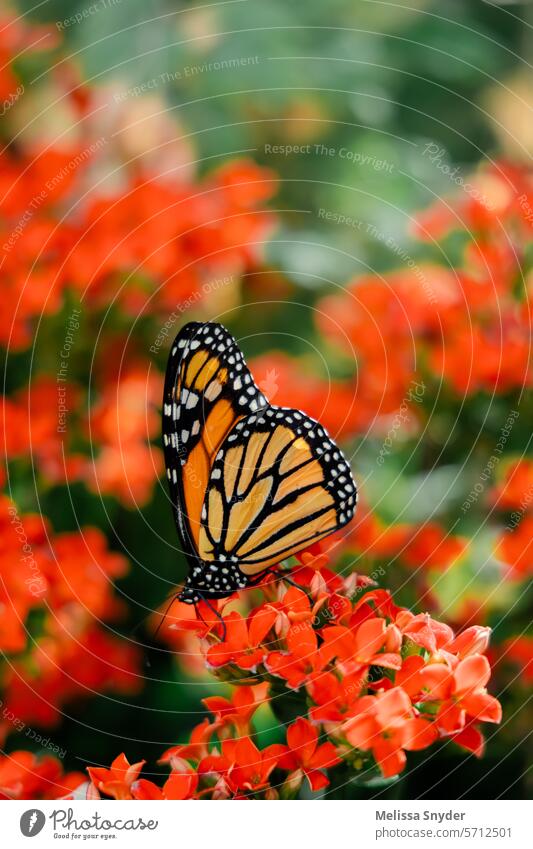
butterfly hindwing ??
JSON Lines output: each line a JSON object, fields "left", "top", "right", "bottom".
{"left": 162, "top": 322, "right": 267, "bottom": 558}
{"left": 197, "top": 407, "right": 357, "bottom": 587}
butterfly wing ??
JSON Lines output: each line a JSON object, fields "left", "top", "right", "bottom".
{"left": 189, "top": 406, "right": 357, "bottom": 597}
{"left": 162, "top": 322, "right": 267, "bottom": 560}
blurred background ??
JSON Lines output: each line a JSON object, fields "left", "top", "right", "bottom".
{"left": 1, "top": 0, "right": 531, "bottom": 799}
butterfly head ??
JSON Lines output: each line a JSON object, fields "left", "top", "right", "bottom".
{"left": 177, "top": 583, "right": 201, "bottom": 605}
{"left": 178, "top": 558, "right": 248, "bottom": 604}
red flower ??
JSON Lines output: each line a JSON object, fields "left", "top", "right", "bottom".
{"left": 0, "top": 751, "right": 73, "bottom": 800}
{"left": 496, "top": 516, "right": 533, "bottom": 580}
{"left": 160, "top": 719, "right": 214, "bottom": 766}
{"left": 394, "top": 610, "right": 454, "bottom": 655}
{"left": 490, "top": 459, "right": 533, "bottom": 511}
{"left": 320, "top": 617, "right": 402, "bottom": 672}
{"left": 132, "top": 771, "right": 198, "bottom": 800}
{"left": 344, "top": 687, "right": 438, "bottom": 778}
{"left": 418, "top": 655, "right": 502, "bottom": 733}
{"left": 201, "top": 737, "right": 284, "bottom": 795}
{"left": 87, "top": 754, "right": 145, "bottom": 800}
{"left": 277, "top": 718, "right": 341, "bottom": 791}
{"left": 271, "top": 586, "right": 328, "bottom": 637}
{"left": 445, "top": 626, "right": 491, "bottom": 659}
{"left": 448, "top": 722, "right": 486, "bottom": 758}
{"left": 206, "top": 608, "right": 277, "bottom": 670}
{"left": 307, "top": 670, "right": 367, "bottom": 723}
{"left": 266, "top": 623, "right": 329, "bottom": 688}
{"left": 203, "top": 684, "right": 267, "bottom": 734}
{"left": 402, "top": 523, "right": 468, "bottom": 571}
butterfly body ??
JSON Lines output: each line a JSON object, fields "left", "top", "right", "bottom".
{"left": 162, "top": 322, "right": 357, "bottom": 604}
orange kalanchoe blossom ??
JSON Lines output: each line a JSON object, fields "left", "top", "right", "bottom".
{"left": 86, "top": 364, "right": 164, "bottom": 506}
{"left": 0, "top": 497, "right": 140, "bottom": 740}
{"left": 495, "top": 516, "right": 533, "bottom": 580}
{"left": 250, "top": 351, "right": 364, "bottom": 438}
{"left": 277, "top": 718, "right": 341, "bottom": 791}
{"left": 346, "top": 501, "right": 468, "bottom": 575}
{"left": 88, "top": 754, "right": 146, "bottom": 801}
{"left": 2, "top": 377, "right": 86, "bottom": 486}
{"left": 0, "top": 751, "right": 84, "bottom": 800}
{"left": 417, "top": 655, "right": 503, "bottom": 734}
{"left": 1, "top": 15, "right": 277, "bottom": 516}
{"left": 200, "top": 736, "right": 286, "bottom": 797}
{"left": 488, "top": 458, "right": 533, "bottom": 581}
{"left": 343, "top": 687, "right": 439, "bottom": 779}
{"left": 323, "top": 616, "right": 401, "bottom": 665}
{"left": 312, "top": 161, "right": 531, "bottom": 441}
{"left": 490, "top": 459, "right": 533, "bottom": 511}
{"left": 206, "top": 608, "right": 278, "bottom": 670}
{"left": 66, "top": 160, "right": 276, "bottom": 314}
{"left": 90, "top": 549, "right": 502, "bottom": 798}
{"left": 202, "top": 684, "right": 269, "bottom": 736}
{"left": 132, "top": 771, "right": 199, "bottom": 801}
{"left": 400, "top": 523, "right": 468, "bottom": 572}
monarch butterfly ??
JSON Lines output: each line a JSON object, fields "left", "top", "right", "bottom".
{"left": 162, "top": 322, "right": 357, "bottom": 606}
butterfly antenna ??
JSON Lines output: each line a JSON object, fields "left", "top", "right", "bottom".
{"left": 196, "top": 594, "right": 227, "bottom": 642}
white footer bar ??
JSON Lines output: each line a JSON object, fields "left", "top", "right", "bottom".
{"left": 2, "top": 799, "right": 529, "bottom": 848}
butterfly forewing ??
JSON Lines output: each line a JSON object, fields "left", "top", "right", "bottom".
{"left": 162, "top": 322, "right": 267, "bottom": 558}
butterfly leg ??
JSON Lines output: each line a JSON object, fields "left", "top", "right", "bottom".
{"left": 261, "top": 567, "right": 310, "bottom": 594}
{"left": 195, "top": 593, "right": 227, "bottom": 642}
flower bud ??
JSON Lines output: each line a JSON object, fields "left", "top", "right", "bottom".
{"left": 284, "top": 768, "right": 304, "bottom": 794}
{"left": 385, "top": 624, "right": 402, "bottom": 652}
{"left": 265, "top": 787, "right": 279, "bottom": 800}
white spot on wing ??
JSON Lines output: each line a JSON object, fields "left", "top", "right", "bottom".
{"left": 205, "top": 381, "right": 222, "bottom": 401}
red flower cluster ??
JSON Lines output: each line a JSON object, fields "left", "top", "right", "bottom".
{"left": 251, "top": 162, "right": 531, "bottom": 443}
{"left": 490, "top": 459, "right": 533, "bottom": 581}
{"left": 1, "top": 137, "right": 276, "bottom": 351}
{"left": 74, "top": 712, "right": 339, "bottom": 801}
{"left": 86, "top": 363, "right": 164, "bottom": 506}
{"left": 87, "top": 556, "right": 501, "bottom": 799}
{"left": 2, "top": 377, "right": 86, "bottom": 485}
{"left": 347, "top": 500, "right": 468, "bottom": 574}
{"left": 0, "top": 497, "right": 140, "bottom": 738}
{"left": 0, "top": 750, "right": 84, "bottom": 800}
{"left": 1, "top": 12, "right": 276, "bottom": 506}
